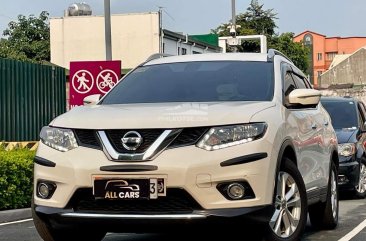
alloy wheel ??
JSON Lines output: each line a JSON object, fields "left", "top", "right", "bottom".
{"left": 269, "top": 171, "right": 302, "bottom": 238}
{"left": 356, "top": 163, "right": 366, "bottom": 194}
{"left": 330, "top": 169, "right": 338, "bottom": 219}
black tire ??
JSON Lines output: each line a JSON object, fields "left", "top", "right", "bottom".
{"left": 309, "top": 162, "right": 339, "bottom": 230}
{"left": 32, "top": 199, "right": 55, "bottom": 241}
{"left": 265, "top": 159, "right": 307, "bottom": 241}
{"left": 32, "top": 199, "right": 106, "bottom": 241}
{"left": 354, "top": 159, "right": 366, "bottom": 199}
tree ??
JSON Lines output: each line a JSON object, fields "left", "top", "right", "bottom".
{"left": 213, "top": 0, "right": 277, "bottom": 38}
{"left": 213, "top": 0, "right": 309, "bottom": 73}
{"left": 269, "top": 33, "right": 309, "bottom": 74}
{"left": 0, "top": 11, "right": 50, "bottom": 63}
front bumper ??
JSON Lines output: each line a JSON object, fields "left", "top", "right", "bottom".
{"left": 34, "top": 138, "right": 276, "bottom": 210}
{"left": 338, "top": 156, "right": 359, "bottom": 190}
{"left": 34, "top": 204, "right": 274, "bottom": 231}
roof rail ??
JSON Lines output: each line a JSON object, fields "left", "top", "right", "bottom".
{"left": 267, "top": 49, "right": 293, "bottom": 64}
{"left": 144, "top": 53, "right": 173, "bottom": 63}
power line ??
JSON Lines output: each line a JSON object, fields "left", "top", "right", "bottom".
{"left": 156, "top": 6, "right": 175, "bottom": 22}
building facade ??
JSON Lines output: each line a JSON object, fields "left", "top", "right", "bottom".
{"left": 50, "top": 12, "right": 220, "bottom": 71}
{"left": 294, "top": 30, "right": 366, "bottom": 85}
{"left": 320, "top": 47, "right": 366, "bottom": 87}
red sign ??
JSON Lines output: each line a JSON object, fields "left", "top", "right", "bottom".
{"left": 69, "top": 61, "right": 121, "bottom": 108}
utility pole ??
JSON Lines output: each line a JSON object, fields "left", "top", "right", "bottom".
{"left": 104, "top": 0, "right": 112, "bottom": 60}
{"left": 230, "top": 0, "right": 238, "bottom": 52}
{"left": 158, "top": 7, "right": 163, "bottom": 54}
{"left": 231, "top": 0, "right": 236, "bottom": 37}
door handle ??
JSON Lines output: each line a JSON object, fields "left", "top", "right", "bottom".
{"left": 324, "top": 121, "right": 329, "bottom": 126}
{"left": 311, "top": 123, "right": 317, "bottom": 130}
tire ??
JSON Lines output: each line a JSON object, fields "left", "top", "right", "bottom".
{"left": 32, "top": 199, "right": 106, "bottom": 241}
{"left": 265, "top": 159, "right": 307, "bottom": 241}
{"left": 32, "top": 199, "right": 55, "bottom": 241}
{"left": 309, "top": 162, "right": 339, "bottom": 230}
{"left": 355, "top": 159, "right": 366, "bottom": 199}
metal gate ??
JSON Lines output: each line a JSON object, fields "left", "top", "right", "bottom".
{"left": 0, "top": 59, "right": 66, "bottom": 141}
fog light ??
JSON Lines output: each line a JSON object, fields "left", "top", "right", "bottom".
{"left": 38, "top": 183, "right": 50, "bottom": 198}
{"left": 217, "top": 181, "right": 255, "bottom": 200}
{"left": 36, "top": 181, "right": 56, "bottom": 199}
{"left": 227, "top": 183, "right": 245, "bottom": 200}
{"left": 338, "top": 175, "right": 349, "bottom": 184}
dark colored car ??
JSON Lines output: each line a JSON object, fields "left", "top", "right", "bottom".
{"left": 321, "top": 97, "right": 366, "bottom": 198}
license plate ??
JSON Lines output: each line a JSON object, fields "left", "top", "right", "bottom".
{"left": 93, "top": 177, "right": 166, "bottom": 200}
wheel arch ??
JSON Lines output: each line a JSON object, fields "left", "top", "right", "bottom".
{"left": 331, "top": 149, "right": 339, "bottom": 171}
{"left": 276, "top": 139, "right": 298, "bottom": 172}
{"left": 272, "top": 139, "right": 298, "bottom": 202}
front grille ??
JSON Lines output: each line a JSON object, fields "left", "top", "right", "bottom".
{"left": 74, "top": 129, "right": 100, "bottom": 148}
{"left": 73, "top": 127, "right": 208, "bottom": 152}
{"left": 70, "top": 188, "right": 202, "bottom": 214}
{"left": 169, "top": 127, "right": 208, "bottom": 148}
{"left": 105, "top": 129, "right": 164, "bottom": 153}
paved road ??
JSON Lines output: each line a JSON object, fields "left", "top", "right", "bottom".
{"left": 1, "top": 198, "right": 365, "bottom": 241}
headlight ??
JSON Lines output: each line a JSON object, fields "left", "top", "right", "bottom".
{"left": 338, "top": 143, "right": 356, "bottom": 157}
{"left": 40, "top": 126, "right": 78, "bottom": 152}
{"left": 197, "top": 123, "right": 267, "bottom": 151}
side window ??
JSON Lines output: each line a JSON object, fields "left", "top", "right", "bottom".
{"left": 292, "top": 73, "right": 307, "bottom": 89}
{"left": 284, "top": 72, "right": 297, "bottom": 105}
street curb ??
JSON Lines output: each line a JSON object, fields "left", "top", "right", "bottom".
{"left": 0, "top": 208, "right": 31, "bottom": 223}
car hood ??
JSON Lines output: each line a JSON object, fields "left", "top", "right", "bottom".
{"left": 335, "top": 129, "right": 358, "bottom": 143}
{"left": 51, "top": 102, "right": 275, "bottom": 129}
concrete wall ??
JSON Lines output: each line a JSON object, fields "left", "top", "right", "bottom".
{"left": 320, "top": 48, "right": 366, "bottom": 87}
{"left": 321, "top": 88, "right": 366, "bottom": 104}
{"left": 51, "top": 12, "right": 160, "bottom": 70}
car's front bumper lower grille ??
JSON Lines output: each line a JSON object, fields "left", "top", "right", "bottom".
{"left": 69, "top": 188, "right": 202, "bottom": 214}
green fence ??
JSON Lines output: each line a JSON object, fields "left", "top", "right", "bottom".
{"left": 0, "top": 59, "right": 66, "bottom": 142}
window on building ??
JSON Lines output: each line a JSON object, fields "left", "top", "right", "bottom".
{"left": 317, "top": 53, "right": 322, "bottom": 61}
{"left": 182, "top": 48, "right": 187, "bottom": 55}
{"left": 326, "top": 52, "right": 337, "bottom": 61}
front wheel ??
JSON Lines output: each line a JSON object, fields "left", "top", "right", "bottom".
{"left": 309, "top": 162, "right": 339, "bottom": 230}
{"left": 355, "top": 160, "right": 366, "bottom": 199}
{"left": 266, "top": 159, "right": 307, "bottom": 241}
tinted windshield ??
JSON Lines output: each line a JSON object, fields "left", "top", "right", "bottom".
{"left": 321, "top": 100, "right": 358, "bottom": 129}
{"left": 101, "top": 61, "right": 274, "bottom": 104}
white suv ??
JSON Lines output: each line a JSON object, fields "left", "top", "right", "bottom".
{"left": 33, "top": 50, "right": 339, "bottom": 241}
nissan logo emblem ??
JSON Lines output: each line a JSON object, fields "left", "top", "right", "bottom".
{"left": 121, "top": 131, "right": 143, "bottom": 151}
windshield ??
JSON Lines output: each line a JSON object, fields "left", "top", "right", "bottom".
{"left": 101, "top": 61, "right": 274, "bottom": 104}
{"left": 321, "top": 100, "right": 359, "bottom": 129}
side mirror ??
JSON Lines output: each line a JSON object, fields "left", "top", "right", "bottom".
{"left": 289, "top": 89, "right": 321, "bottom": 106}
{"left": 83, "top": 94, "right": 101, "bottom": 106}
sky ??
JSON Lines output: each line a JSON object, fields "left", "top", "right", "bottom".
{"left": 1, "top": 0, "right": 366, "bottom": 37}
